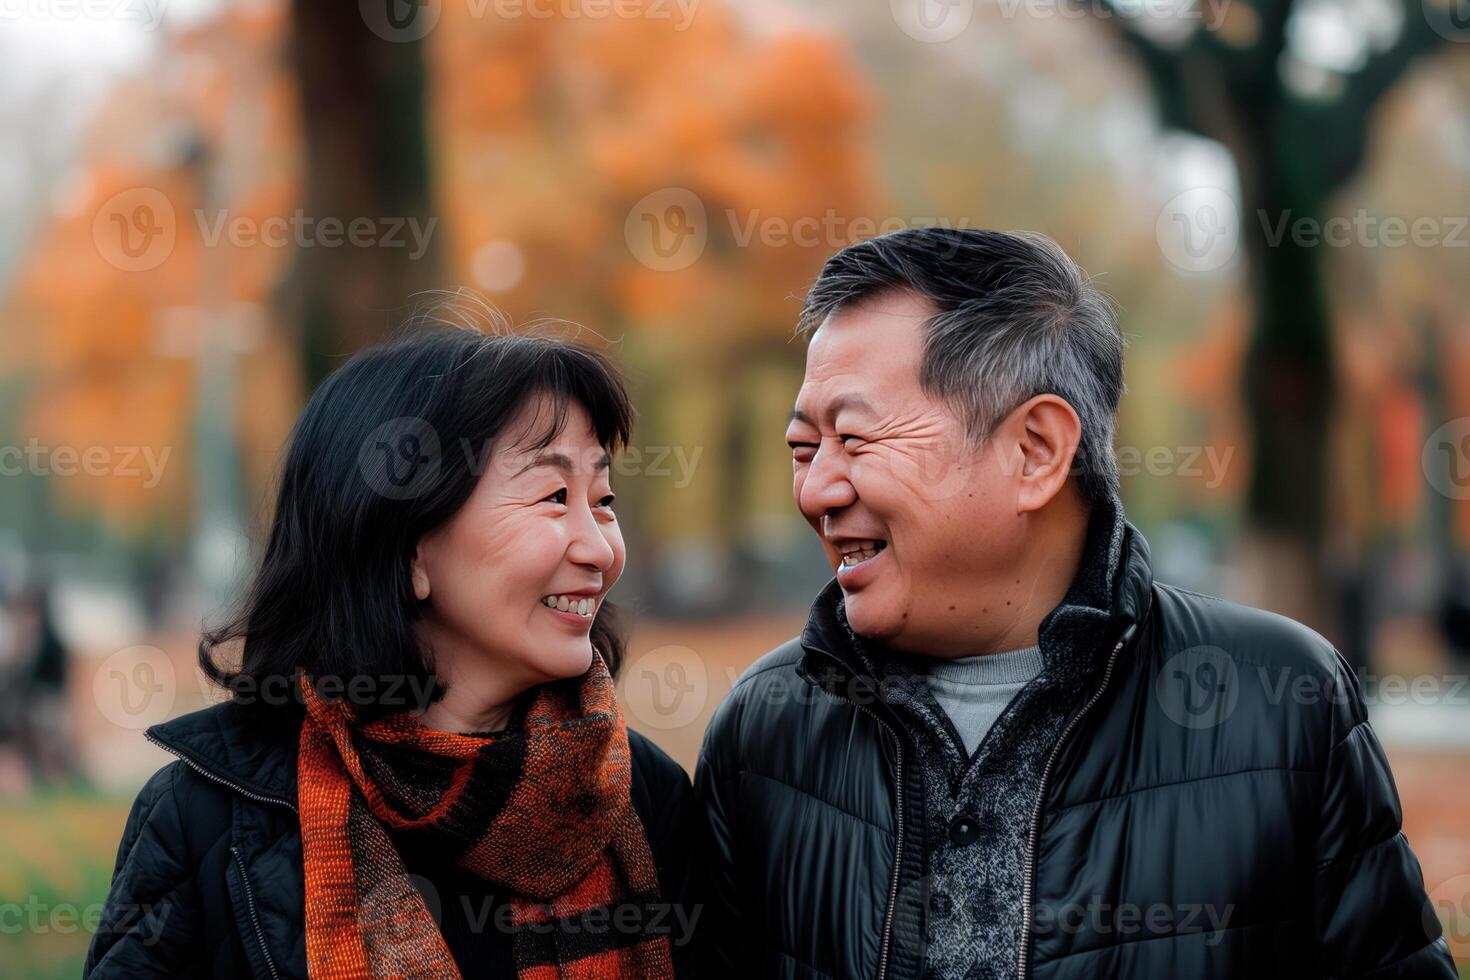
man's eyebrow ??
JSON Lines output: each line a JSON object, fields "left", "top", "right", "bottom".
{"left": 512, "top": 450, "right": 611, "bottom": 477}
{"left": 787, "top": 395, "right": 876, "bottom": 428}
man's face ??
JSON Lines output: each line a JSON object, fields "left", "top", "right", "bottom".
{"left": 786, "top": 290, "right": 1031, "bottom": 655}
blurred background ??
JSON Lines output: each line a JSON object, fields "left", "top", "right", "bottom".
{"left": 0, "top": 0, "right": 1468, "bottom": 974}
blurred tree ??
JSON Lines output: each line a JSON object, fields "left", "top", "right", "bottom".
{"left": 281, "top": 0, "right": 440, "bottom": 387}
{"left": 1103, "top": 0, "right": 1453, "bottom": 623}
{"left": 4, "top": 7, "right": 303, "bottom": 544}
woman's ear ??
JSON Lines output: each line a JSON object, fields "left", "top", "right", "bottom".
{"left": 411, "top": 544, "right": 432, "bottom": 601}
{"left": 1013, "top": 394, "right": 1082, "bottom": 514}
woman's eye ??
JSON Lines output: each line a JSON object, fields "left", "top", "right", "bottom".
{"left": 789, "top": 443, "right": 816, "bottom": 463}
{"left": 544, "top": 488, "right": 568, "bottom": 505}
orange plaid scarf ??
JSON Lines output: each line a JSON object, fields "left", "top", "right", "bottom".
{"left": 296, "top": 652, "right": 675, "bottom": 979}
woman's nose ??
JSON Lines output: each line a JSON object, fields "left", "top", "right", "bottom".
{"left": 567, "top": 508, "right": 617, "bottom": 570}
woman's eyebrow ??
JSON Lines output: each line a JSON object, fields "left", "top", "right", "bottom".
{"left": 512, "top": 450, "right": 612, "bottom": 477}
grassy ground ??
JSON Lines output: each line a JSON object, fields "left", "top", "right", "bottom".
{"left": 0, "top": 784, "right": 130, "bottom": 980}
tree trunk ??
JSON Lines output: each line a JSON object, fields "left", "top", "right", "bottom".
{"left": 1233, "top": 162, "right": 1336, "bottom": 632}
{"left": 281, "top": 0, "right": 440, "bottom": 387}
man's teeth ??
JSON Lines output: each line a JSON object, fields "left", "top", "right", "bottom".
{"left": 543, "top": 595, "right": 596, "bottom": 616}
{"left": 839, "top": 540, "right": 887, "bottom": 567}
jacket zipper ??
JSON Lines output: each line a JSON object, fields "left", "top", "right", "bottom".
{"left": 855, "top": 703, "right": 904, "bottom": 980}
{"left": 231, "top": 845, "right": 282, "bottom": 980}
{"left": 143, "top": 730, "right": 298, "bottom": 813}
{"left": 143, "top": 730, "right": 295, "bottom": 979}
{"left": 1016, "top": 625, "right": 1135, "bottom": 980}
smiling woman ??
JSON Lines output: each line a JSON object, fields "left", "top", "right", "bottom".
{"left": 409, "top": 391, "right": 627, "bottom": 733}
{"left": 204, "top": 323, "right": 637, "bottom": 721}
{"left": 84, "top": 309, "right": 707, "bottom": 980}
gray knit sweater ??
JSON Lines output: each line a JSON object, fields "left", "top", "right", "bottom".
{"left": 911, "top": 646, "right": 1044, "bottom": 757}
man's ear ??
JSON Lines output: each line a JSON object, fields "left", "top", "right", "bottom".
{"left": 1011, "top": 394, "right": 1082, "bottom": 514}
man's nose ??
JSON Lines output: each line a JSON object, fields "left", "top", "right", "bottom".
{"left": 797, "top": 439, "right": 857, "bottom": 520}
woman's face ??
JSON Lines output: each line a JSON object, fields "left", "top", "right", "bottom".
{"left": 411, "top": 395, "right": 625, "bottom": 697}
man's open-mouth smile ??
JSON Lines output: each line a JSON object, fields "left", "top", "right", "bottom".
{"left": 831, "top": 537, "right": 889, "bottom": 583}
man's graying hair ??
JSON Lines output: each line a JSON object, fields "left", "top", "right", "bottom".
{"left": 797, "top": 227, "right": 1125, "bottom": 507}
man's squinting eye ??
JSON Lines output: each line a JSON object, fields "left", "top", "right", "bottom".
{"left": 788, "top": 439, "right": 817, "bottom": 462}
{"left": 543, "top": 488, "right": 568, "bottom": 505}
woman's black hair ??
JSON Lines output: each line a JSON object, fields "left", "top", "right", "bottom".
{"left": 199, "top": 300, "right": 635, "bottom": 720}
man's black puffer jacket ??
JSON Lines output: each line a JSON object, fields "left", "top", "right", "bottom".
{"left": 84, "top": 700, "right": 706, "bottom": 978}
{"left": 694, "top": 523, "right": 1456, "bottom": 979}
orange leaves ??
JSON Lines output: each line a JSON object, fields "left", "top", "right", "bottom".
{"left": 427, "top": 4, "right": 877, "bottom": 340}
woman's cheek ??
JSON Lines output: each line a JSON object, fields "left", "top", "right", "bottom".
{"left": 605, "top": 523, "right": 627, "bottom": 585}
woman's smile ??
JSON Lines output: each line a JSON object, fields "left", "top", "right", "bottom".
{"left": 541, "top": 591, "right": 600, "bottom": 628}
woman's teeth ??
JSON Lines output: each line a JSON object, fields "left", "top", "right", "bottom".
{"left": 840, "top": 540, "right": 887, "bottom": 567}
{"left": 543, "top": 594, "right": 595, "bottom": 616}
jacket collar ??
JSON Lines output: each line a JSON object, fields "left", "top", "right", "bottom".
{"left": 145, "top": 700, "right": 301, "bottom": 811}
{"left": 1113, "top": 517, "right": 1155, "bottom": 633}
{"left": 796, "top": 496, "right": 1155, "bottom": 696}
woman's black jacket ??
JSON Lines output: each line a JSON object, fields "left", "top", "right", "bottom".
{"left": 83, "top": 700, "right": 706, "bottom": 978}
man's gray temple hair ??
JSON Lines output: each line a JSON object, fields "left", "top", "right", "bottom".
{"left": 796, "top": 227, "right": 1126, "bottom": 508}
